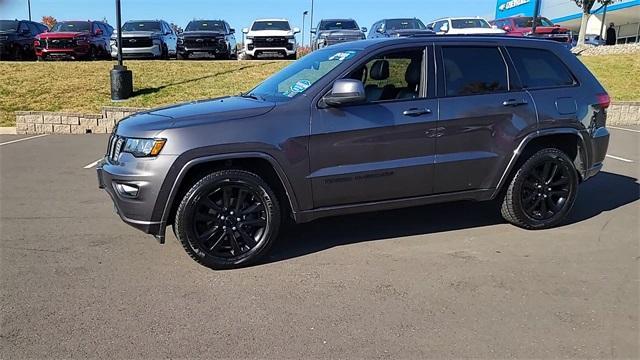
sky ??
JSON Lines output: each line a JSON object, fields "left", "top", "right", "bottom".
{"left": 1, "top": 0, "right": 497, "bottom": 43}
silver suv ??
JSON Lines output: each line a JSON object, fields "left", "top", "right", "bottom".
{"left": 111, "top": 20, "right": 177, "bottom": 59}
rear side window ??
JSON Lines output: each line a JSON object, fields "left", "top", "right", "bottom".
{"left": 508, "top": 47, "right": 576, "bottom": 89}
{"left": 442, "top": 46, "right": 508, "bottom": 97}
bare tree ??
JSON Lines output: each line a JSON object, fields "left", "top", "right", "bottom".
{"left": 572, "top": 0, "right": 617, "bottom": 45}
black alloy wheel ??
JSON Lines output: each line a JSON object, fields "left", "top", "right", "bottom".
{"left": 175, "top": 170, "right": 281, "bottom": 269}
{"left": 501, "top": 148, "right": 578, "bottom": 229}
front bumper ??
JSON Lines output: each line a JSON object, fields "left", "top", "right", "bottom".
{"left": 177, "top": 43, "right": 230, "bottom": 57}
{"left": 96, "top": 153, "right": 177, "bottom": 240}
{"left": 36, "top": 46, "right": 89, "bottom": 59}
{"left": 111, "top": 44, "right": 162, "bottom": 59}
{"left": 244, "top": 47, "right": 296, "bottom": 57}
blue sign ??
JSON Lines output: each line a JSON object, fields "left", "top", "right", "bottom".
{"left": 495, "top": 0, "right": 537, "bottom": 18}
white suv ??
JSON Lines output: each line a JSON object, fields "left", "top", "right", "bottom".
{"left": 242, "top": 19, "right": 300, "bottom": 59}
{"left": 428, "top": 17, "right": 505, "bottom": 35}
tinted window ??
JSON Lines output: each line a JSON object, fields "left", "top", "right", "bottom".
{"left": 514, "top": 17, "right": 554, "bottom": 28}
{"left": 122, "top": 21, "right": 162, "bottom": 32}
{"left": 386, "top": 19, "right": 426, "bottom": 30}
{"left": 442, "top": 46, "right": 508, "bottom": 96}
{"left": 51, "top": 21, "right": 91, "bottom": 32}
{"left": 434, "top": 20, "right": 448, "bottom": 31}
{"left": 186, "top": 21, "right": 226, "bottom": 32}
{"left": 451, "top": 19, "right": 491, "bottom": 29}
{"left": 251, "top": 21, "right": 290, "bottom": 31}
{"left": 508, "top": 47, "right": 575, "bottom": 88}
{"left": 0, "top": 20, "right": 19, "bottom": 31}
{"left": 319, "top": 20, "right": 358, "bottom": 30}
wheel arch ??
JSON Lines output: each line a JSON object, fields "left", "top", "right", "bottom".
{"left": 159, "top": 152, "right": 299, "bottom": 231}
{"left": 492, "top": 128, "right": 589, "bottom": 199}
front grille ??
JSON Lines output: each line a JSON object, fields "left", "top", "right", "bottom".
{"left": 183, "top": 37, "right": 223, "bottom": 48}
{"left": 325, "top": 36, "right": 362, "bottom": 46}
{"left": 107, "top": 135, "right": 125, "bottom": 162}
{"left": 46, "top": 38, "right": 74, "bottom": 49}
{"left": 122, "top": 37, "right": 153, "bottom": 48}
{"left": 252, "top": 36, "right": 289, "bottom": 48}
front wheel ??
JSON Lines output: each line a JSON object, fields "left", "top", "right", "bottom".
{"left": 174, "top": 169, "right": 281, "bottom": 269}
{"left": 500, "top": 148, "right": 578, "bottom": 229}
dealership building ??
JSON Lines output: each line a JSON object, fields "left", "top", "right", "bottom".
{"left": 494, "top": 0, "right": 640, "bottom": 43}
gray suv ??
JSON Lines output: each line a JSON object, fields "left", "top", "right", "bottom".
{"left": 311, "top": 19, "right": 367, "bottom": 50}
{"left": 98, "top": 36, "right": 610, "bottom": 269}
{"left": 111, "top": 20, "right": 177, "bottom": 59}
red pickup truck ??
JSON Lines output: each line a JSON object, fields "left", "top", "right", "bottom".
{"left": 490, "top": 16, "right": 572, "bottom": 49}
{"left": 34, "top": 20, "right": 113, "bottom": 60}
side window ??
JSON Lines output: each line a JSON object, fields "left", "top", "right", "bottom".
{"left": 18, "top": 21, "right": 29, "bottom": 33}
{"left": 348, "top": 48, "right": 424, "bottom": 102}
{"left": 434, "top": 20, "right": 447, "bottom": 32}
{"left": 442, "top": 46, "right": 508, "bottom": 97}
{"left": 27, "top": 22, "right": 40, "bottom": 35}
{"left": 508, "top": 47, "right": 576, "bottom": 89}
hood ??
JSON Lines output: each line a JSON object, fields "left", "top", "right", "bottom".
{"left": 37, "top": 31, "right": 86, "bottom": 39}
{"left": 247, "top": 29, "right": 295, "bottom": 37}
{"left": 387, "top": 29, "right": 434, "bottom": 37}
{"left": 116, "top": 96, "right": 276, "bottom": 136}
{"left": 181, "top": 30, "right": 224, "bottom": 37}
{"left": 317, "top": 29, "right": 364, "bottom": 37}
{"left": 119, "top": 31, "right": 162, "bottom": 38}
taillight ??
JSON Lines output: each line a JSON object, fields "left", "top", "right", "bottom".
{"left": 596, "top": 93, "right": 611, "bottom": 109}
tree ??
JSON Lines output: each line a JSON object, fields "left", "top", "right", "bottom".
{"left": 572, "top": 0, "right": 617, "bottom": 45}
{"left": 41, "top": 16, "right": 57, "bottom": 30}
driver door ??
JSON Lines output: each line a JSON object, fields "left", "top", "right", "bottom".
{"left": 309, "top": 45, "right": 438, "bottom": 208}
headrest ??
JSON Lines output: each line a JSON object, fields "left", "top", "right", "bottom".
{"left": 405, "top": 60, "right": 421, "bottom": 85}
{"left": 369, "top": 60, "right": 389, "bottom": 80}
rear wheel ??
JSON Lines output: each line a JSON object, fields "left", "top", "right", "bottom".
{"left": 174, "top": 169, "right": 281, "bottom": 269}
{"left": 500, "top": 148, "right": 578, "bottom": 229}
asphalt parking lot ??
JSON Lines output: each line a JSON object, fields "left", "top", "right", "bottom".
{"left": 1, "top": 127, "right": 638, "bottom": 358}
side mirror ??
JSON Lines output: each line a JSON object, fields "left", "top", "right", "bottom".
{"left": 95, "top": 29, "right": 103, "bottom": 35}
{"left": 376, "top": 27, "right": 384, "bottom": 33}
{"left": 242, "top": 28, "right": 249, "bottom": 34}
{"left": 361, "top": 27, "right": 367, "bottom": 33}
{"left": 293, "top": 27, "right": 301, "bottom": 34}
{"left": 503, "top": 25, "right": 511, "bottom": 31}
{"left": 310, "top": 28, "right": 317, "bottom": 34}
{"left": 323, "top": 79, "right": 366, "bottom": 106}
{"left": 230, "top": 28, "right": 235, "bottom": 34}
{"left": 427, "top": 25, "right": 434, "bottom": 31}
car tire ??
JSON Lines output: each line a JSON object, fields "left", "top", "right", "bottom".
{"left": 500, "top": 148, "right": 578, "bottom": 230}
{"left": 160, "top": 44, "right": 169, "bottom": 60}
{"left": 177, "top": 52, "right": 188, "bottom": 60}
{"left": 174, "top": 169, "right": 281, "bottom": 269}
{"left": 287, "top": 53, "right": 297, "bottom": 60}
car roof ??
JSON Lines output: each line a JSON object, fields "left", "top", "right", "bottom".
{"left": 253, "top": 18, "right": 289, "bottom": 22}
{"left": 321, "top": 18, "right": 356, "bottom": 22}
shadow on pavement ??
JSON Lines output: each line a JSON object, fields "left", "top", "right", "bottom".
{"left": 266, "top": 172, "right": 639, "bottom": 264}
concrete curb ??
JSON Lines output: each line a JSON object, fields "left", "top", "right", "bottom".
{"left": 0, "top": 127, "right": 17, "bottom": 135}
{"left": 14, "top": 102, "right": 640, "bottom": 135}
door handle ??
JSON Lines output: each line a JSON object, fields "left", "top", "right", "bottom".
{"left": 503, "top": 99, "right": 528, "bottom": 107}
{"left": 403, "top": 108, "right": 432, "bottom": 117}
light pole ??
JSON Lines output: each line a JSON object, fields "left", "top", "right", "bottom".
{"left": 27, "top": 0, "right": 31, "bottom": 21}
{"left": 110, "top": 0, "right": 133, "bottom": 100}
{"left": 309, "top": 0, "right": 314, "bottom": 48}
{"left": 302, "top": 11, "right": 308, "bottom": 47}
{"left": 531, "top": 0, "right": 541, "bottom": 34}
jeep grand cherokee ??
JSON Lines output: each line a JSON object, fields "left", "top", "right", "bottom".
{"left": 98, "top": 36, "right": 610, "bottom": 269}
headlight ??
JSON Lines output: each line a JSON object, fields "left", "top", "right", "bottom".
{"left": 122, "top": 138, "right": 166, "bottom": 157}
{"left": 288, "top": 37, "right": 296, "bottom": 44}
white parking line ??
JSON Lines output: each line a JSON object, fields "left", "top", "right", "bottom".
{"left": 83, "top": 159, "right": 102, "bottom": 169}
{"left": 606, "top": 154, "right": 634, "bottom": 163}
{"left": 0, "top": 134, "right": 48, "bottom": 147}
{"left": 608, "top": 126, "right": 640, "bottom": 134}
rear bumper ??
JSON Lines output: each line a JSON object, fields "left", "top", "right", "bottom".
{"left": 584, "top": 126, "right": 609, "bottom": 180}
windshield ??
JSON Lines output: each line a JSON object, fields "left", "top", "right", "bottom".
{"left": 514, "top": 17, "right": 554, "bottom": 27}
{"left": 186, "top": 21, "right": 225, "bottom": 32}
{"left": 451, "top": 19, "right": 491, "bottom": 29}
{"left": 386, "top": 19, "right": 426, "bottom": 30}
{"left": 51, "top": 21, "right": 90, "bottom": 32}
{"left": 251, "top": 21, "right": 291, "bottom": 31}
{"left": 250, "top": 49, "right": 360, "bottom": 102}
{"left": 122, "top": 21, "right": 162, "bottom": 32}
{"left": 319, "top": 20, "right": 359, "bottom": 31}
{"left": 0, "top": 20, "right": 19, "bottom": 32}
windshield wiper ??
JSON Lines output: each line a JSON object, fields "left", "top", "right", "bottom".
{"left": 239, "top": 92, "right": 264, "bottom": 101}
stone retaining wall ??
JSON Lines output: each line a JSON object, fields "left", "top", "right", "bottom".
{"left": 15, "top": 102, "right": 640, "bottom": 135}
{"left": 16, "top": 107, "right": 148, "bottom": 135}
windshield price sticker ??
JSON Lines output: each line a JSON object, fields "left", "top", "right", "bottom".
{"left": 329, "top": 51, "right": 357, "bottom": 61}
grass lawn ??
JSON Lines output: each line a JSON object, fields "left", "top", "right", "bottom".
{"left": 1, "top": 54, "right": 638, "bottom": 127}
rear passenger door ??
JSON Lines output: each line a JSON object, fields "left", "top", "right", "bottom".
{"left": 506, "top": 46, "right": 580, "bottom": 130}
{"left": 434, "top": 44, "right": 538, "bottom": 194}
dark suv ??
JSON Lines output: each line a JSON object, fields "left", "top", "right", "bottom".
{"left": 177, "top": 20, "right": 237, "bottom": 59}
{"left": 34, "top": 20, "right": 113, "bottom": 60}
{"left": 368, "top": 18, "right": 433, "bottom": 38}
{"left": 98, "top": 36, "right": 610, "bottom": 269}
{"left": 311, "top": 19, "right": 366, "bottom": 50}
{"left": 0, "top": 19, "right": 48, "bottom": 60}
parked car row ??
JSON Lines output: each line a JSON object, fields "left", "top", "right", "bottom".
{"left": 1, "top": 14, "right": 574, "bottom": 61}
